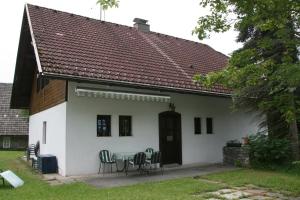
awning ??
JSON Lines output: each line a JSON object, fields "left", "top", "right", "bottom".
{"left": 75, "top": 87, "right": 171, "bottom": 103}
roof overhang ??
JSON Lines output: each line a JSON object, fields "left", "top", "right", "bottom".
{"left": 44, "top": 72, "right": 232, "bottom": 98}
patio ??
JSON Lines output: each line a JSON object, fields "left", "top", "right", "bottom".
{"left": 43, "top": 164, "right": 236, "bottom": 188}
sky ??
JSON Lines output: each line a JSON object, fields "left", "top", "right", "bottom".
{"left": 0, "top": 0, "right": 241, "bottom": 83}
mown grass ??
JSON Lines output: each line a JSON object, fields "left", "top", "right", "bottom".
{"left": 203, "top": 168, "right": 300, "bottom": 196}
{"left": 0, "top": 151, "right": 221, "bottom": 200}
{"left": 1, "top": 151, "right": 300, "bottom": 199}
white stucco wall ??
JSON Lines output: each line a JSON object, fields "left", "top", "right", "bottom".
{"left": 65, "top": 82, "right": 261, "bottom": 176}
{"left": 29, "top": 102, "right": 67, "bottom": 176}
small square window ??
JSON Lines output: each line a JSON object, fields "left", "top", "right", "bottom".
{"left": 119, "top": 116, "right": 132, "bottom": 136}
{"left": 194, "top": 117, "right": 201, "bottom": 134}
{"left": 97, "top": 115, "right": 111, "bottom": 137}
{"left": 206, "top": 118, "right": 213, "bottom": 134}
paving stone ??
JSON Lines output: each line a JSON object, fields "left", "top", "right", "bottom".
{"left": 244, "top": 189, "right": 268, "bottom": 195}
{"left": 264, "top": 192, "right": 289, "bottom": 199}
{"left": 60, "top": 179, "right": 76, "bottom": 184}
{"left": 248, "top": 196, "right": 272, "bottom": 200}
{"left": 209, "top": 189, "right": 236, "bottom": 196}
{"left": 209, "top": 191, "right": 223, "bottom": 196}
{"left": 202, "top": 186, "right": 296, "bottom": 200}
{"left": 218, "top": 188, "right": 237, "bottom": 194}
{"left": 289, "top": 197, "right": 300, "bottom": 200}
{"left": 219, "top": 191, "right": 250, "bottom": 199}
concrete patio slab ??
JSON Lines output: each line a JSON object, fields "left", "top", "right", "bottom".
{"left": 82, "top": 164, "right": 236, "bottom": 188}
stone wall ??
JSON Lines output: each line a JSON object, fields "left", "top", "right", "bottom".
{"left": 223, "top": 146, "right": 250, "bottom": 167}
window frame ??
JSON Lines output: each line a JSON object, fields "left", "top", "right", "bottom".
{"left": 119, "top": 115, "right": 132, "bottom": 137}
{"left": 97, "top": 115, "right": 111, "bottom": 137}
{"left": 194, "top": 117, "right": 202, "bottom": 135}
{"left": 206, "top": 117, "right": 213, "bottom": 134}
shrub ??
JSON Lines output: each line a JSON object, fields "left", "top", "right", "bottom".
{"left": 234, "top": 160, "right": 243, "bottom": 167}
{"left": 249, "top": 134, "right": 292, "bottom": 167}
{"left": 291, "top": 161, "right": 300, "bottom": 170}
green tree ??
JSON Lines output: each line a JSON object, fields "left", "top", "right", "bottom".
{"left": 193, "top": 0, "right": 300, "bottom": 160}
{"left": 96, "top": 0, "right": 119, "bottom": 10}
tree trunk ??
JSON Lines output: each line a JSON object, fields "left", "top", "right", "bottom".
{"left": 289, "top": 119, "right": 300, "bottom": 160}
{"left": 289, "top": 92, "right": 300, "bottom": 160}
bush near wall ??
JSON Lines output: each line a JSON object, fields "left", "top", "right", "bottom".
{"left": 249, "top": 134, "right": 292, "bottom": 167}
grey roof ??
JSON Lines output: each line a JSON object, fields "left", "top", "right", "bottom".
{"left": 0, "top": 83, "right": 28, "bottom": 136}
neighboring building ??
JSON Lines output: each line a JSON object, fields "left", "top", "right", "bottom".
{"left": 0, "top": 83, "right": 28, "bottom": 150}
{"left": 11, "top": 4, "right": 261, "bottom": 176}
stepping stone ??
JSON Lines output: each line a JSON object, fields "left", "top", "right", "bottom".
{"left": 264, "top": 192, "right": 289, "bottom": 199}
{"left": 219, "top": 191, "right": 250, "bottom": 199}
{"left": 218, "top": 188, "right": 237, "bottom": 194}
{"left": 209, "top": 189, "right": 235, "bottom": 196}
{"left": 249, "top": 196, "right": 273, "bottom": 200}
{"left": 244, "top": 189, "right": 268, "bottom": 195}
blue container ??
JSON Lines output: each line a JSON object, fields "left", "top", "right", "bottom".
{"left": 38, "top": 154, "right": 58, "bottom": 174}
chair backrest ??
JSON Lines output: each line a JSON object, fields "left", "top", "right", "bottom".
{"left": 99, "top": 150, "right": 112, "bottom": 163}
{"left": 133, "top": 152, "right": 146, "bottom": 165}
{"left": 34, "top": 141, "right": 40, "bottom": 157}
{"left": 28, "top": 144, "right": 36, "bottom": 156}
{"left": 145, "top": 148, "right": 154, "bottom": 154}
{"left": 151, "top": 151, "right": 161, "bottom": 164}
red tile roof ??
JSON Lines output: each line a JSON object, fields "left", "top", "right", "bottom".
{"left": 26, "top": 4, "right": 230, "bottom": 96}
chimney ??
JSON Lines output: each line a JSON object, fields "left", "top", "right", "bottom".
{"left": 133, "top": 18, "right": 150, "bottom": 32}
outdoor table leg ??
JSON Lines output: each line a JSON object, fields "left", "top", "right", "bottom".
{"left": 116, "top": 159, "right": 126, "bottom": 172}
{"left": 125, "top": 159, "right": 130, "bottom": 176}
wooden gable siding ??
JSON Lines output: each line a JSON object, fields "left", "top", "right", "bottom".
{"left": 29, "top": 74, "right": 67, "bottom": 115}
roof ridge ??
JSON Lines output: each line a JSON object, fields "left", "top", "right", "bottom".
{"left": 26, "top": 3, "right": 137, "bottom": 31}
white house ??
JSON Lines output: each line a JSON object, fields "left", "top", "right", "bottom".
{"left": 11, "top": 4, "right": 260, "bottom": 176}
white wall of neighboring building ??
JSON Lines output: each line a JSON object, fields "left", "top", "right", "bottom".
{"left": 28, "top": 102, "right": 67, "bottom": 176}
{"left": 65, "top": 82, "right": 261, "bottom": 176}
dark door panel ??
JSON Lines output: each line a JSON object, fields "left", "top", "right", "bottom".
{"left": 159, "top": 111, "right": 182, "bottom": 165}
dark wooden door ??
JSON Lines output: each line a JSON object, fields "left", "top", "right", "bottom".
{"left": 159, "top": 111, "right": 182, "bottom": 165}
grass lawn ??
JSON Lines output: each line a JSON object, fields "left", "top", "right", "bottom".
{"left": 1, "top": 151, "right": 300, "bottom": 200}
{"left": 203, "top": 168, "right": 300, "bottom": 196}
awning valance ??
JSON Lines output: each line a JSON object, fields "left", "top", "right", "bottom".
{"left": 75, "top": 87, "right": 171, "bottom": 103}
